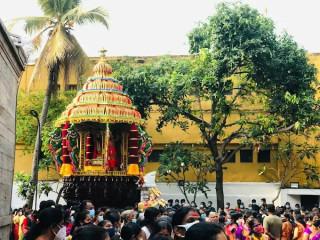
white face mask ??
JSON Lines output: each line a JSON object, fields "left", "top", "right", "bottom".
{"left": 53, "top": 226, "right": 66, "bottom": 240}
{"left": 98, "top": 215, "right": 104, "bottom": 222}
{"left": 177, "top": 220, "right": 200, "bottom": 232}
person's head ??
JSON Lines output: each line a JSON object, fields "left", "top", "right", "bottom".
{"left": 151, "top": 219, "right": 172, "bottom": 238}
{"left": 180, "top": 199, "right": 185, "bottom": 205}
{"left": 282, "top": 213, "right": 290, "bottom": 222}
{"left": 252, "top": 199, "right": 256, "bottom": 205}
{"left": 122, "top": 210, "right": 135, "bottom": 223}
{"left": 295, "top": 214, "right": 306, "bottom": 228}
{"left": 218, "top": 216, "right": 226, "bottom": 226}
{"left": 172, "top": 207, "right": 200, "bottom": 239}
{"left": 285, "top": 202, "right": 291, "bottom": 209}
{"left": 237, "top": 199, "right": 241, "bottom": 206}
{"left": 243, "top": 211, "right": 254, "bottom": 225}
{"left": 225, "top": 202, "right": 230, "bottom": 209}
{"left": 72, "top": 224, "right": 109, "bottom": 240}
{"left": 159, "top": 206, "right": 168, "bottom": 216}
{"left": 267, "top": 204, "right": 275, "bottom": 215}
{"left": 79, "top": 200, "right": 95, "bottom": 217}
{"left": 209, "top": 212, "right": 218, "bottom": 223}
{"left": 74, "top": 211, "right": 91, "bottom": 228}
{"left": 261, "top": 198, "right": 266, "bottom": 205}
{"left": 295, "top": 204, "right": 300, "bottom": 209}
{"left": 104, "top": 211, "right": 121, "bottom": 229}
{"left": 185, "top": 222, "right": 227, "bottom": 240}
{"left": 200, "top": 202, "right": 206, "bottom": 209}
{"left": 314, "top": 220, "right": 320, "bottom": 229}
{"left": 190, "top": 201, "right": 197, "bottom": 208}
{"left": 95, "top": 209, "right": 105, "bottom": 223}
{"left": 168, "top": 199, "right": 173, "bottom": 207}
{"left": 175, "top": 199, "right": 180, "bottom": 206}
{"left": 121, "top": 222, "right": 142, "bottom": 240}
{"left": 248, "top": 218, "right": 263, "bottom": 235}
{"left": 230, "top": 212, "right": 242, "bottom": 224}
{"left": 208, "top": 201, "right": 213, "bottom": 207}
{"left": 293, "top": 209, "right": 301, "bottom": 218}
{"left": 141, "top": 207, "right": 161, "bottom": 227}
{"left": 98, "top": 220, "right": 114, "bottom": 238}
{"left": 25, "top": 208, "right": 63, "bottom": 240}
{"left": 312, "top": 208, "right": 319, "bottom": 215}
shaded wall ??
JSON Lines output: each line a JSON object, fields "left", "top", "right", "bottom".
{"left": 0, "top": 19, "right": 26, "bottom": 239}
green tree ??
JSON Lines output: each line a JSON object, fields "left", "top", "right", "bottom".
{"left": 158, "top": 142, "right": 216, "bottom": 203}
{"left": 114, "top": 2, "right": 319, "bottom": 208}
{"left": 16, "top": 90, "right": 76, "bottom": 204}
{"left": 258, "top": 133, "right": 320, "bottom": 203}
{"left": 8, "top": 0, "right": 109, "bottom": 207}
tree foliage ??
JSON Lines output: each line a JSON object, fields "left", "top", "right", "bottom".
{"left": 258, "top": 133, "right": 320, "bottom": 203}
{"left": 158, "top": 142, "right": 216, "bottom": 203}
{"left": 114, "top": 2, "right": 320, "bottom": 208}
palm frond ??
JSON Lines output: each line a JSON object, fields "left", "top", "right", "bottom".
{"left": 61, "top": 6, "right": 109, "bottom": 28}
{"left": 38, "top": 0, "right": 82, "bottom": 17}
{"left": 44, "top": 24, "right": 73, "bottom": 68}
{"left": 6, "top": 16, "right": 51, "bottom": 34}
{"left": 31, "top": 25, "right": 53, "bottom": 50}
{"left": 62, "top": 0, "right": 82, "bottom": 14}
{"left": 37, "top": 0, "right": 59, "bottom": 17}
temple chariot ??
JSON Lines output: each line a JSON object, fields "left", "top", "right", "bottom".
{"left": 48, "top": 50, "right": 152, "bottom": 208}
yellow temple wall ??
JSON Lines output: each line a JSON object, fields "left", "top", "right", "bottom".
{"left": 14, "top": 54, "right": 320, "bottom": 187}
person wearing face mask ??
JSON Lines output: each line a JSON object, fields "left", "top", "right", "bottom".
{"left": 79, "top": 200, "right": 95, "bottom": 218}
{"left": 236, "top": 211, "right": 254, "bottom": 240}
{"left": 207, "top": 201, "right": 216, "bottom": 212}
{"left": 225, "top": 202, "right": 231, "bottom": 214}
{"left": 72, "top": 224, "right": 110, "bottom": 240}
{"left": 247, "top": 218, "right": 269, "bottom": 240}
{"left": 199, "top": 209, "right": 207, "bottom": 221}
{"left": 284, "top": 202, "right": 291, "bottom": 212}
{"left": 98, "top": 220, "right": 115, "bottom": 238}
{"left": 94, "top": 210, "right": 106, "bottom": 225}
{"left": 199, "top": 202, "right": 207, "bottom": 210}
{"left": 70, "top": 211, "right": 92, "bottom": 235}
{"left": 252, "top": 200, "right": 260, "bottom": 212}
{"left": 122, "top": 210, "right": 135, "bottom": 226}
{"left": 190, "top": 201, "right": 197, "bottom": 209}
{"left": 121, "top": 222, "right": 144, "bottom": 240}
{"left": 172, "top": 207, "right": 200, "bottom": 240}
{"left": 24, "top": 208, "right": 64, "bottom": 240}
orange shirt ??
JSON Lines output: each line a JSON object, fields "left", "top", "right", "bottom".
{"left": 281, "top": 221, "right": 293, "bottom": 240}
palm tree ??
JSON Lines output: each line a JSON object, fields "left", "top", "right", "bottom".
{"left": 8, "top": 0, "right": 109, "bottom": 208}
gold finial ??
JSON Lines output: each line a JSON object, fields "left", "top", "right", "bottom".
{"left": 99, "top": 48, "right": 107, "bottom": 58}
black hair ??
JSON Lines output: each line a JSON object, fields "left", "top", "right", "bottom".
{"left": 295, "top": 214, "right": 306, "bottom": 228}
{"left": 79, "top": 200, "right": 92, "bottom": 212}
{"left": 230, "top": 212, "right": 242, "bottom": 225}
{"left": 71, "top": 211, "right": 89, "bottom": 235}
{"left": 121, "top": 222, "right": 141, "bottom": 240}
{"left": 172, "top": 207, "right": 198, "bottom": 227}
{"left": 72, "top": 224, "right": 108, "bottom": 240}
{"left": 248, "top": 218, "right": 259, "bottom": 235}
{"left": 98, "top": 219, "right": 112, "bottom": 228}
{"left": 150, "top": 219, "right": 172, "bottom": 238}
{"left": 150, "top": 236, "right": 172, "bottom": 240}
{"left": 104, "top": 211, "right": 120, "bottom": 225}
{"left": 158, "top": 216, "right": 172, "bottom": 225}
{"left": 185, "top": 222, "right": 225, "bottom": 240}
{"left": 218, "top": 216, "right": 225, "bottom": 226}
{"left": 243, "top": 210, "right": 253, "bottom": 222}
{"left": 267, "top": 204, "right": 275, "bottom": 213}
{"left": 25, "top": 208, "right": 63, "bottom": 240}
{"left": 141, "top": 207, "right": 160, "bottom": 227}
{"left": 95, "top": 209, "right": 104, "bottom": 217}
{"left": 314, "top": 220, "right": 320, "bottom": 227}
{"left": 159, "top": 206, "right": 167, "bottom": 215}
{"left": 219, "top": 210, "right": 226, "bottom": 217}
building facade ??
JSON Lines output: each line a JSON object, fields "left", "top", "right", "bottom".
{"left": 13, "top": 54, "right": 320, "bottom": 210}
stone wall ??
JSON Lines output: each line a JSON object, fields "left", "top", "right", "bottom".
{"left": 0, "top": 19, "right": 26, "bottom": 239}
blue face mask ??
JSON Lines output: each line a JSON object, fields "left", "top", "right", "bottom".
{"left": 201, "top": 214, "right": 206, "bottom": 219}
{"left": 108, "top": 228, "right": 115, "bottom": 237}
{"left": 115, "top": 228, "right": 120, "bottom": 233}
{"left": 132, "top": 219, "right": 137, "bottom": 223}
{"left": 89, "top": 209, "right": 95, "bottom": 218}
{"left": 70, "top": 216, "right": 75, "bottom": 223}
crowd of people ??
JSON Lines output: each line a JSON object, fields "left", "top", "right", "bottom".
{"left": 9, "top": 197, "right": 320, "bottom": 240}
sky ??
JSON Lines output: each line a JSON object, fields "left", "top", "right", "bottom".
{"left": 1, "top": 0, "right": 320, "bottom": 58}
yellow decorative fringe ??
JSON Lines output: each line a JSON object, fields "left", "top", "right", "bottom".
{"left": 59, "top": 163, "right": 73, "bottom": 176}
{"left": 127, "top": 164, "right": 140, "bottom": 175}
